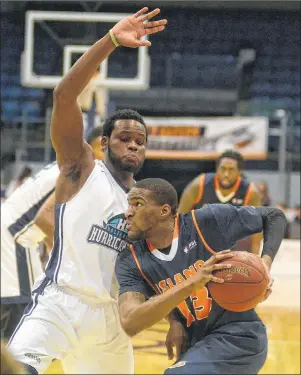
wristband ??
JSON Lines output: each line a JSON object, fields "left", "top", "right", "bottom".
{"left": 109, "top": 29, "right": 119, "bottom": 47}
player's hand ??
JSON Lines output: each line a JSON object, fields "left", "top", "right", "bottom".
{"left": 165, "top": 320, "right": 188, "bottom": 361}
{"left": 260, "top": 258, "right": 274, "bottom": 302}
{"left": 111, "top": 7, "right": 167, "bottom": 48}
{"left": 191, "top": 250, "right": 234, "bottom": 289}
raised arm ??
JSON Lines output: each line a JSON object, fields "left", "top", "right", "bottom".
{"left": 51, "top": 7, "right": 167, "bottom": 172}
{"left": 178, "top": 175, "right": 203, "bottom": 213}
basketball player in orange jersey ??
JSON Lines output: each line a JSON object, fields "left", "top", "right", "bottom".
{"left": 178, "top": 150, "right": 262, "bottom": 255}
{"left": 115, "top": 178, "right": 287, "bottom": 374}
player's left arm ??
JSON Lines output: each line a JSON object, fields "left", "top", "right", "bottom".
{"left": 197, "top": 204, "right": 287, "bottom": 263}
{"left": 195, "top": 204, "right": 288, "bottom": 300}
{"left": 246, "top": 186, "right": 263, "bottom": 255}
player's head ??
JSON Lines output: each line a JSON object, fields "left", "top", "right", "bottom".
{"left": 126, "top": 178, "right": 178, "bottom": 240}
{"left": 101, "top": 109, "right": 147, "bottom": 174}
{"left": 86, "top": 126, "right": 103, "bottom": 160}
{"left": 216, "top": 149, "right": 244, "bottom": 189}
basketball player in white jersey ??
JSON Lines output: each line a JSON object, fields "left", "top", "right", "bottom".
{"left": 7, "top": 8, "right": 168, "bottom": 375}
{"left": 1, "top": 128, "right": 103, "bottom": 341}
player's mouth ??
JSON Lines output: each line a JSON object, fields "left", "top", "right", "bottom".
{"left": 126, "top": 221, "right": 133, "bottom": 230}
{"left": 124, "top": 154, "right": 139, "bottom": 164}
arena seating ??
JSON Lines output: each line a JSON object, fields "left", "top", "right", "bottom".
{"left": 1, "top": 8, "right": 300, "bottom": 145}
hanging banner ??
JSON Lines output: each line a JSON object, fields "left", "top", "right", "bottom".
{"left": 143, "top": 116, "right": 269, "bottom": 160}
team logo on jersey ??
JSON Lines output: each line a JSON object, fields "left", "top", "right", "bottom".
{"left": 87, "top": 213, "right": 128, "bottom": 253}
{"left": 184, "top": 240, "right": 197, "bottom": 253}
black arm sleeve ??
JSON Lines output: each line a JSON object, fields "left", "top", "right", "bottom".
{"left": 195, "top": 204, "right": 264, "bottom": 250}
{"left": 255, "top": 206, "right": 288, "bottom": 260}
{"left": 194, "top": 204, "right": 287, "bottom": 260}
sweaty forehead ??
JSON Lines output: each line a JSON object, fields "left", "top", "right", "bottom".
{"left": 219, "top": 157, "right": 238, "bottom": 168}
{"left": 113, "top": 119, "right": 146, "bottom": 136}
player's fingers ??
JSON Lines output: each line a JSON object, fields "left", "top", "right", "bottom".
{"left": 145, "top": 25, "right": 166, "bottom": 35}
{"left": 268, "top": 278, "right": 274, "bottom": 288}
{"left": 137, "top": 39, "right": 152, "bottom": 47}
{"left": 145, "top": 19, "right": 168, "bottom": 28}
{"left": 210, "top": 276, "right": 225, "bottom": 283}
{"left": 165, "top": 340, "right": 174, "bottom": 360}
{"left": 140, "top": 8, "right": 161, "bottom": 21}
{"left": 175, "top": 341, "right": 182, "bottom": 361}
{"left": 212, "top": 263, "right": 232, "bottom": 271}
{"left": 134, "top": 7, "right": 148, "bottom": 18}
{"left": 206, "top": 250, "right": 233, "bottom": 265}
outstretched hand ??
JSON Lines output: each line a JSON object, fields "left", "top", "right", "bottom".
{"left": 111, "top": 7, "right": 167, "bottom": 48}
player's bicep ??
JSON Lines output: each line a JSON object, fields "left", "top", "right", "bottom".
{"left": 118, "top": 291, "right": 146, "bottom": 314}
{"left": 50, "top": 94, "right": 92, "bottom": 168}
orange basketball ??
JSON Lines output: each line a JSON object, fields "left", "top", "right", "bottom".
{"left": 207, "top": 251, "right": 269, "bottom": 312}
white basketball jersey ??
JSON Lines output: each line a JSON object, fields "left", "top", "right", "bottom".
{"left": 1, "top": 162, "right": 59, "bottom": 302}
{"left": 43, "top": 161, "right": 129, "bottom": 302}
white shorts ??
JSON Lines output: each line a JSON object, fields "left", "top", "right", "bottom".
{"left": 7, "top": 281, "right": 134, "bottom": 374}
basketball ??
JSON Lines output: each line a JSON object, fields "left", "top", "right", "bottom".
{"left": 208, "top": 251, "right": 269, "bottom": 312}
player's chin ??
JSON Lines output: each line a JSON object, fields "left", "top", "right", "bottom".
{"left": 127, "top": 230, "right": 143, "bottom": 241}
{"left": 122, "top": 160, "right": 143, "bottom": 174}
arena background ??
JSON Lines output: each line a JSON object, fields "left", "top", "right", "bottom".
{"left": 1, "top": 1, "right": 300, "bottom": 374}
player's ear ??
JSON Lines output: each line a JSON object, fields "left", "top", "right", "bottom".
{"left": 161, "top": 204, "right": 171, "bottom": 218}
{"left": 101, "top": 136, "right": 109, "bottom": 151}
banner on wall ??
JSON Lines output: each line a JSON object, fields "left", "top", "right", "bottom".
{"left": 143, "top": 116, "right": 269, "bottom": 160}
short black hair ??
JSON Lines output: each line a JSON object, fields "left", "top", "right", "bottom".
{"left": 216, "top": 149, "right": 244, "bottom": 170}
{"left": 101, "top": 109, "right": 147, "bottom": 139}
{"left": 86, "top": 126, "right": 102, "bottom": 145}
{"left": 134, "top": 178, "right": 178, "bottom": 216}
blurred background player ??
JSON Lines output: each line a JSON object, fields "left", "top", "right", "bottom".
{"left": 7, "top": 8, "right": 168, "bottom": 375}
{"left": 178, "top": 149, "right": 262, "bottom": 254}
{"left": 115, "top": 178, "right": 287, "bottom": 375}
{"left": 0, "top": 127, "right": 103, "bottom": 341}
{"left": 256, "top": 180, "right": 272, "bottom": 207}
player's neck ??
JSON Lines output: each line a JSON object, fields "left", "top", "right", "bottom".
{"left": 146, "top": 219, "right": 175, "bottom": 249}
{"left": 104, "top": 160, "right": 135, "bottom": 190}
{"left": 216, "top": 176, "right": 241, "bottom": 196}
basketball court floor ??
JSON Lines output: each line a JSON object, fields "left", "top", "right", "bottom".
{"left": 46, "top": 239, "right": 300, "bottom": 374}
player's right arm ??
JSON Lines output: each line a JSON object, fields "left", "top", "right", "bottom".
{"left": 116, "top": 249, "right": 233, "bottom": 337}
{"left": 178, "top": 174, "right": 204, "bottom": 213}
{"left": 51, "top": 8, "right": 167, "bottom": 201}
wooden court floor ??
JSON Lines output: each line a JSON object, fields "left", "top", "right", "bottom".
{"left": 46, "top": 240, "right": 300, "bottom": 374}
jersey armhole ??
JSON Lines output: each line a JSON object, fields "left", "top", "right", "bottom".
{"left": 191, "top": 210, "right": 216, "bottom": 255}
{"left": 129, "top": 244, "right": 161, "bottom": 295}
{"left": 192, "top": 174, "right": 205, "bottom": 205}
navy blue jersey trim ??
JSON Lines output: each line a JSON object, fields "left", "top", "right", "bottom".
{"left": 45, "top": 203, "right": 66, "bottom": 282}
{"left": 8, "top": 188, "right": 55, "bottom": 238}
{"left": 16, "top": 243, "right": 31, "bottom": 300}
{"left": 6, "top": 277, "right": 51, "bottom": 348}
{"left": 1, "top": 296, "right": 31, "bottom": 304}
{"left": 105, "top": 166, "right": 130, "bottom": 193}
